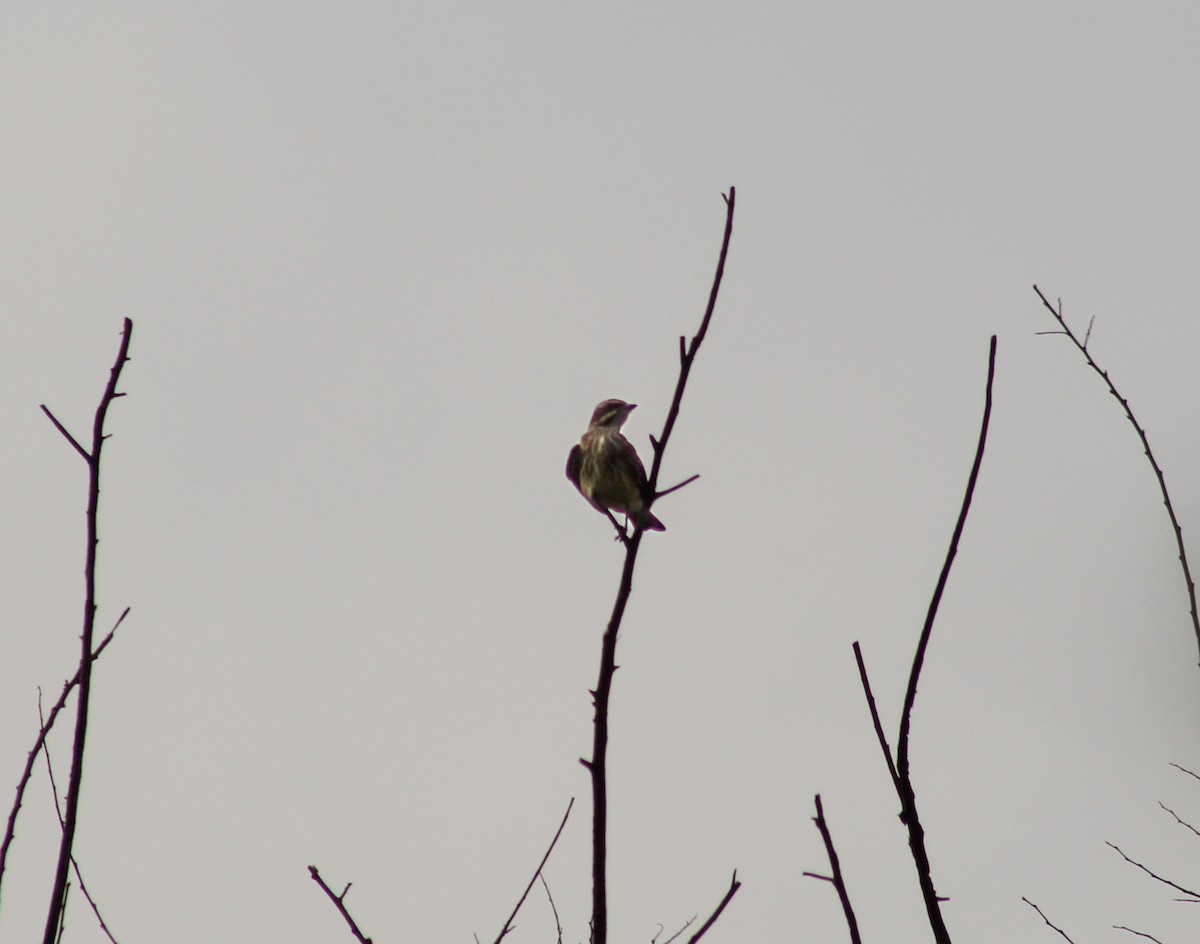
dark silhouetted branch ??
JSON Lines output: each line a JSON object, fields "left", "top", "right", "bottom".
{"left": 1022, "top": 897, "right": 1077, "bottom": 943}
{"left": 0, "top": 607, "right": 128, "bottom": 903}
{"left": 655, "top": 474, "right": 700, "bottom": 501}
{"left": 854, "top": 336, "right": 997, "bottom": 944}
{"left": 584, "top": 188, "right": 736, "bottom": 944}
{"left": 308, "top": 866, "right": 373, "bottom": 944}
{"left": 684, "top": 871, "right": 741, "bottom": 944}
{"left": 40, "top": 318, "right": 134, "bottom": 944}
{"left": 37, "top": 698, "right": 120, "bottom": 944}
{"left": 853, "top": 642, "right": 900, "bottom": 791}
{"left": 802, "top": 795, "right": 862, "bottom": 944}
{"left": 492, "top": 798, "right": 574, "bottom": 944}
{"left": 1033, "top": 285, "right": 1200, "bottom": 667}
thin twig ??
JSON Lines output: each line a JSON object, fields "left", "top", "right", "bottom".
{"left": 1113, "top": 927, "right": 1165, "bottom": 943}
{"left": 1159, "top": 801, "right": 1200, "bottom": 839}
{"left": 308, "top": 866, "right": 373, "bottom": 944}
{"left": 39, "top": 405, "right": 90, "bottom": 463}
{"left": 40, "top": 318, "right": 133, "bottom": 944}
{"left": 538, "top": 874, "right": 563, "bottom": 944}
{"left": 1033, "top": 285, "right": 1200, "bottom": 666}
{"left": 492, "top": 798, "right": 574, "bottom": 944}
{"left": 852, "top": 642, "right": 901, "bottom": 791}
{"left": 1022, "top": 897, "right": 1077, "bottom": 943}
{"left": 660, "top": 916, "right": 696, "bottom": 944}
{"left": 1107, "top": 841, "right": 1200, "bottom": 900}
{"left": 654, "top": 474, "right": 700, "bottom": 501}
{"left": 585, "top": 188, "right": 736, "bottom": 944}
{"left": 802, "top": 795, "right": 862, "bottom": 944}
{"left": 37, "top": 699, "right": 120, "bottom": 944}
{"left": 684, "top": 871, "right": 741, "bottom": 944}
{"left": 0, "top": 607, "right": 128, "bottom": 900}
{"left": 1170, "top": 762, "right": 1200, "bottom": 783}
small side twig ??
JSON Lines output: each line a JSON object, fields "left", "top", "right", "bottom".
{"left": 658, "top": 916, "right": 696, "bottom": 944}
{"left": 538, "top": 874, "right": 563, "bottom": 944}
{"left": 802, "top": 795, "right": 861, "bottom": 944}
{"left": 1033, "top": 285, "right": 1200, "bottom": 666}
{"left": 492, "top": 798, "right": 574, "bottom": 944}
{"left": 653, "top": 474, "right": 700, "bottom": 502}
{"left": 308, "top": 866, "right": 373, "bottom": 944}
{"left": 684, "top": 871, "right": 741, "bottom": 944}
{"left": 1022, "top": 897, "right": 1077, "bottom": 943}
{"left": 852, "top": 642, "right": 900, "bottom": 791}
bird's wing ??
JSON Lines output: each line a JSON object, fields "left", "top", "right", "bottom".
{"left": 565, "top": 443, "right": 583, "bottom": 490}
{"left": 618, "top": 434, "right": 652, "bottom": 496}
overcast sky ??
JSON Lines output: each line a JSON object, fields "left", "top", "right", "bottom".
{"left": 4, "top": 3, "right": 1200, "bottom": 942}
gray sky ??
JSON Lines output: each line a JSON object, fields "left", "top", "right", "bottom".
{"left": 3, "top": 3, "right": 1200, "bottom": 942}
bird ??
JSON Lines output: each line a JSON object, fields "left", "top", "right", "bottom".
{"left": 566, "top": 398, "right": 665, "bottom": 532}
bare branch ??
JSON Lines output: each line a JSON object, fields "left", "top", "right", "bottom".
{"left": 887, "top": 335, "right": 996, "bottom": 943}
{"left": 39, "top": 405, "right": 90, "bottom": 462}
{"left": 1022, "top": 897, "right": 1077, "bottom": 943}
{"left": 587, "top": 189, "right": 736, "bottom": 944}
{"left": 852, "top": 641, "right": 901, "bottom": 791}
{"left": 37, "top": 700, "right": 120, "bottom": 944}
{"left": 42, "top": 318, "right": 134, "bottom": 944}
{"left": 1159, "top": 801, "right": 1200, "bottom": 839}
{"left": 0, "top": 607, "right": 128, "bottom": 897}
{"left": 654, "top": 474, "right": 700, "bottom": 502}
{"left": 659, "top": 916, "right": 696, "bottom": 944}
{"left": 1033, "top": 284, "right": 1200, "bottom": 666}
{"left": 684, "top": 872, "right": 741, "bottom": 944}
{"left": 1113, "top": 927, "right": 1165, "bottom": 944}
{"left": 803, "top": 795, "right": 862, "bottom": 944}
{"left": 1170, "top": 762, "right": 1200, "bottom": 783}
{"left": 538, "top": 874, "right": 563, "bottom": 944}
{"left": 308, "top": 866, "right": 373, "bottom": 944}
{"left": 492, "top": 798, "right": 574, "bottom": 944}
{"left": 1107, "top": 841, "right": 1200, "bottom": 900}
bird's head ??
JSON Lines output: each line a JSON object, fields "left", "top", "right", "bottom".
{"left": 589, "top": 398, "right": 636, "bottom": 430}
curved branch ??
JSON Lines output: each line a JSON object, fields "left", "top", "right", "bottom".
{"left": 1033, "top": 285, "right": 1200, "bottom": 666}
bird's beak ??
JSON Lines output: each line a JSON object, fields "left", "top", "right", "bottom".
{"left": 627, "top": 403, "right": 637, "bottom": 411}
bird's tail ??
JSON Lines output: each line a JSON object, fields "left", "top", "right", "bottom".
{"left": 636, "top": 508, "right": 666, "bottom": 532}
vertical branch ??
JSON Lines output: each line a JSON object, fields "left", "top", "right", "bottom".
{"left": 583, "top": 189, "right": 736, "bottom": 944}
{"left": 802, "top": 795, "right": 862, "bottom": 944}
{"left": 854, "top": 337, "right": 996, "bottom": 944}
{"left": 40, "top": 319, "right": 133, "bottom": 944}
{"left": 1032, "top": 285, "right": 1200, "bottom": 666}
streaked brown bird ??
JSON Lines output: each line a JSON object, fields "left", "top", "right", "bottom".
{"left": 566, "top": 398, "right": 665, "bottom": 532}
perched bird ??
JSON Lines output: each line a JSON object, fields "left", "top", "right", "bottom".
{"left": 566, "top": 398, "right": 665, "bottom": 532}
